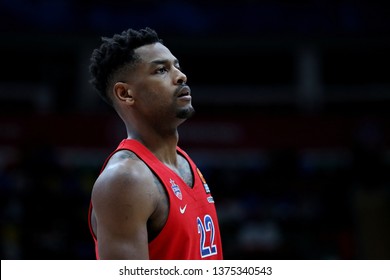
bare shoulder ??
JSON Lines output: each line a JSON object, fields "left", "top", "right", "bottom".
{"left": 96, "top": 149, "right": 152, "bottom": 189}
{"left": 91, "top": 149, "right": 160, "bottom": 220}
{"left": 90, "top": 149, "right": 167, "bottom": 259}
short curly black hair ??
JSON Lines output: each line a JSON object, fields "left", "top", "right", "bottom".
{"left": 89, "top": 27, "right": 163, "bottom": 106}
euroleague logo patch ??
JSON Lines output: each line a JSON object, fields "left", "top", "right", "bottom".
{"left": 170, "top": 178, "right": 182, "bottom": 200}
{"left": 196, "top": 168, "right": 210, "bottom": 194}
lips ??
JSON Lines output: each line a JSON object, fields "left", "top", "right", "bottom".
{"left": 177, "top": 86, "right": 191, "bottom": 98}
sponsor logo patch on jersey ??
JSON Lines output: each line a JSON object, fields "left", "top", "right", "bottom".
{"left": 196, "top": 168, "right": 210, "bottom": 193}
{"left": 170, "top": 179, "right": 182, "bottom": 200}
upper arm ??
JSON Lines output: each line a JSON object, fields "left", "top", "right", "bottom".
{"left": 91, "top": 154, "right": 158, "bottom": 259}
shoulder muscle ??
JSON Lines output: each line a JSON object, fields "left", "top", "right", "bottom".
{"left": 91, "top": 150, "right": 159, "bottom": 259}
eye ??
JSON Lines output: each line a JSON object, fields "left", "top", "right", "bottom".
{"left": 155, "top": 66, "right": 168, "bottom": 74}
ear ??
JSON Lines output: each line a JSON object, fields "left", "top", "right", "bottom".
{"left": 113, "top": 82, "right": 134, "bottom": 105}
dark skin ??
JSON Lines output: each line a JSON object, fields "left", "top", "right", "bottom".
{"left": 90, "top": 42, "right": 195, "bottom": 259}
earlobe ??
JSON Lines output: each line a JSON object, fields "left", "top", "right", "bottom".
{"left": 113, "top": 82, "right": 134, "bottom": 104}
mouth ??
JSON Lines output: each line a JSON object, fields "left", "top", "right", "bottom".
{"left": 177, "top": 86, "right": 191, "bottom": 98}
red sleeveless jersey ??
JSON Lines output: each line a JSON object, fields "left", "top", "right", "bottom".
{"left": 89, "top": 139, "right": 223, "bottom": 260}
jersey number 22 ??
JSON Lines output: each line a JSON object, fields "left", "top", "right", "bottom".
{"left": 197, "top": 215, "right": 217, "bottom": 258}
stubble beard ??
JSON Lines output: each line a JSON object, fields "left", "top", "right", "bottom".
{"left": 176, "top": 106, "right": 195, "bottom": 119}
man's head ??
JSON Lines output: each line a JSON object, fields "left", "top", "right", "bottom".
{"left": 89, "top": 27, "right": 194, "bottom": 129}
{"left": 89, "top": 27, "right": 162, "bottom": 106}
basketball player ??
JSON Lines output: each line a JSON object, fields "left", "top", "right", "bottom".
{"left": 88, "top": 27, "right": 223, "bottom": 259}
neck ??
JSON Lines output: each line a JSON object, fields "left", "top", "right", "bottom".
{"left": 126, "top": 125, "right": 180, "bottom": 166}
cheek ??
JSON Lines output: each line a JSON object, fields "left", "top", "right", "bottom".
{"left": 135, "top": 83, "right": 158, "bottom": 102}
{"left": 144, "top": 87, "right": 171, "bottom": 105}
{"left": 135, "top": 81, "right": 173, "bottom": 108}
{"left": 143, "top": 91, "right": 164, "bottom": 106}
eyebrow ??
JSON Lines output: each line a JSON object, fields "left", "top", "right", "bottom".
{"left": 150, "top": 58, "right": 180, "bottom": 66}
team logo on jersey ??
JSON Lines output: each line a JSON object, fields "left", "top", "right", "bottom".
{"left": 170, "top": 179, "right": 182, "bottom": 200}
{"left": 196, "top": 168, "right": 210, "bottom": 193}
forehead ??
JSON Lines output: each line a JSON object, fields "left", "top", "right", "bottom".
{"left": 134, "top": 42, "right": 177, "bottom": 63}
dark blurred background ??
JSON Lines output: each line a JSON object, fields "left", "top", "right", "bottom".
{"left": 1, "top": 0, "right": 389, "bottom": 260}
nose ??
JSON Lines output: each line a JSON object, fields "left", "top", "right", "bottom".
{"left": 175, "top": 68, "right": 187, "bottom": 85}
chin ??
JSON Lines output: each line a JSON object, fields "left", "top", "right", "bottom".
{"left": 176, "top": 107, "right": 195, "bottom": 119}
